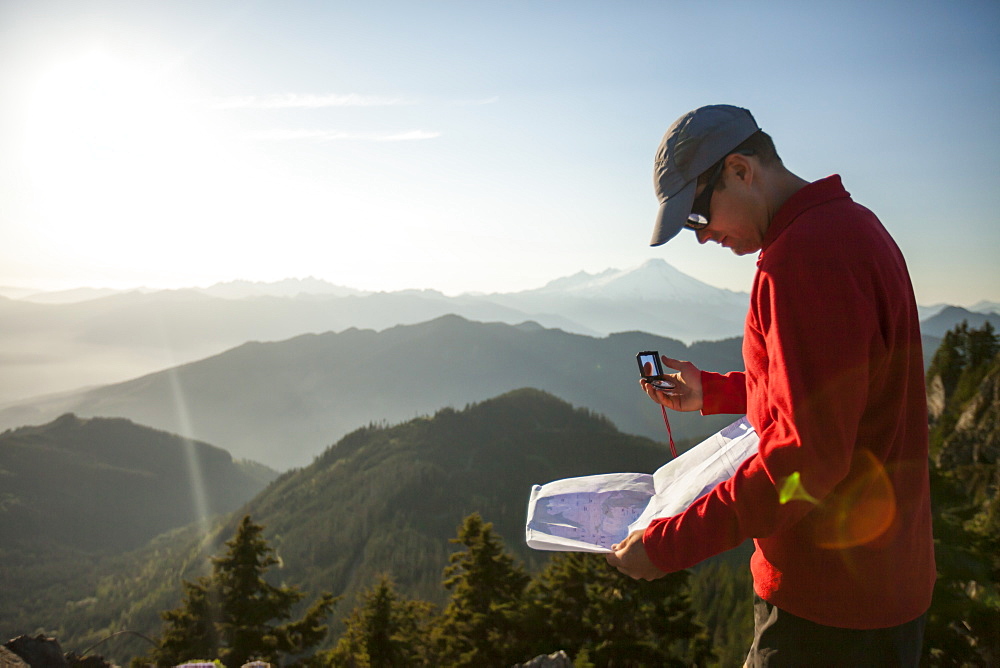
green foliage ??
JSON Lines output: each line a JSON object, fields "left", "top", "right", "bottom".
{"left": 6, "top": 390, "right": 688, "bottom": 664}
{"left": 924, "top": 322, "right": 1000, "bottom": 666}
{"left": 321, "top": 576, "right": 436, "bottom": 667}
{"left": 233, "top": 388, "right": 680, "bottom": 631}
{"left": 144, "top": 516, "right": 337, "bottom": 668}
{"left": 0, "top": 414, "right": 276, "bottom": 554}
{"left": 314, "top": 514, "right": 711, "bottom": 667}
{"left": 928, "top": 321, "right": 999, "bottom": 457}
{"left": 154, "top": 577, "right": 219, "bottom": 667}
{"left": 687, "top": 557, "right": 754, "bottom": 667}
{"left": 524, "top": 551, "right": 712, "bottom": 667}
{"left": 432, "top": 513, "right": 531, "bottom": 667}
{"left": 0, "top": 413, "right": 276, "bottom": 646}
{"left": 925, "top": 468, "right": 1000, "bottom": 667}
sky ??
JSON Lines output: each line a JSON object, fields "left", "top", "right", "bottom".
{"left": 0, "top": 0, "right": 998, "bottom": 306}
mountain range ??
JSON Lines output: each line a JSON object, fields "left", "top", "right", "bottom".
{"left": 0, "top": 260, "right": 751, "bottom": 405}
{"left": 918, "top": 304, "right": 1000, "bottom": 337}
{"left": 0, "top": 315, "right": 746, "bottom": 470}
{"left": 2, "top": 260, "right": 994, "bottom": 407}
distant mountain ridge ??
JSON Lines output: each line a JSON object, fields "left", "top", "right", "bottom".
{"left": 525, "top": 259, "right": 748, "bottom": 304}
{"left": 0, "top": 315, "right": 746, "bottom": 469}
{"left": 919, "top": 305, "right": 1000, "bottom": 338}
{"left": 195, "top": 277, "right": 369, "bottom": 300}
{"left": 0, "top": 260, "right": 752, "bottom": 404}
{"left": 1, "top": 261, "right": 994, "bottom": 405}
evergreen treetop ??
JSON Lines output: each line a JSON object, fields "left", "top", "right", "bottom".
{"left": 144, "top": 515, "right": 337, "bottom": 668}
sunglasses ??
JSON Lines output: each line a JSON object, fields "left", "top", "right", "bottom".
{"left": 685, "top": 160, "right": 725, "bottom": 231}
{"left": 685, "top": 149, "right": 755, "bottom": 231}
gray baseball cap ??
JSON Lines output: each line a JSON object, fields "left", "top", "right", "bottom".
{"left": 650, "top": 105, "right": 760, "bottom": 246}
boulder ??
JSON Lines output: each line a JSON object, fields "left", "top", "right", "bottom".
{"left": 4, "top": 636, "right": 67, "bottom": 668}
{"left": 513, "top": 650, "right": 574, "bottom": 667}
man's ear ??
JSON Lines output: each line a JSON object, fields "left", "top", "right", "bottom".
{"left": 726, "top": 153, "right": 755, "bottom": 186}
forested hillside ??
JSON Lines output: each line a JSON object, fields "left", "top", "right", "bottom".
{"left": 0, "top": 414, "right": 275, "bottom": 552}
{"left": 11, "top": 389, "right": 684, "bottom": 663}
{"left": 135, "top": 513, "right": 712, "bottom": 667}
{"left": 923, "top": 322, "right": 999, "bottom": 665}
{"left": 0, "top": 415, "right": 277, "bottom": 643}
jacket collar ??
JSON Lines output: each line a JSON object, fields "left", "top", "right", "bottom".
{"left": 759, "top": 175, "right": 851, "bottom": 259}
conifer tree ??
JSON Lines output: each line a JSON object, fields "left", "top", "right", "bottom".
{"left": 923, "top": 323, "right": 1000, "bottom": 665}
{"left": 526, "top": 551, "right": 712, "bottom": 667}
{"left": 929, "top": 326, "right": 965, "bottom": 397}
{"left": 324, "top": 575, "right": 436, "bottom": 667}
{"left": 146, "top": 515, "right": 337, "bottom": 668}
{"left": 432, "top": 513, "right": 530, "bottom": 667}
{"left": 151, "top": 576, "right": 219, "bottom": 667}
{"left": 686, "top": 559, "right": 754, "bottom": 667}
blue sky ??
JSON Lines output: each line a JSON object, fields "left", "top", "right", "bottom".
{"left": 0, "top": 0, "right": 997, "bottom": 306}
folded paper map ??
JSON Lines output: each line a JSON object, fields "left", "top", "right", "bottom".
{"left": 525, "top": 417, "right": 759, "bottom": 553}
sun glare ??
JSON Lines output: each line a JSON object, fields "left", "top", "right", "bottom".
{"left": 13, "top": 47, "right": 488, "bottom": 292}
{"left": 19, "top": 48, "right": 234, "bottom": 268}
{"left": 15, "top": 48, "right": 389, "bottom": 287}
{"left": 27, "top": 50, "right": 185, "bottom": 195}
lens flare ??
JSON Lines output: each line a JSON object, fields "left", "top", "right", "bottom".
{"left": 778, "top": 471, "right": 820, "bottom": 505}
{"left": 812, "top": 448, "right": 897, "bottom": 550}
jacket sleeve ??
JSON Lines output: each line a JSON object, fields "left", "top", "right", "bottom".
{"left": 700, "top": 370, "right": 747, "bottom": 415}
{"left": 642, "top": 233, "right": 879, "bottom": 573}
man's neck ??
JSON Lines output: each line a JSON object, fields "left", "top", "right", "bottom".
{"left": 765, "top": 167, "right": 811, "bottom": 223}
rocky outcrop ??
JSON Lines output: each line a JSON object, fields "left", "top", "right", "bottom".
{"left": 936, "top": 362, "right": 1000, "bottom": 470}
{"left": 926, "top": 373, "right": 946, "bottom": 422}
{"left": 513, "top": 650, "right": 574, "bottom": 667}
{"left": 4, "top": 636, "right": 67, "bottom": 668}
{"left": 3, "top": 637, "right": 112, "bottom": 668}
{"left": 63, "top": 653, "right": 113, "bottom": 668}
{"left": 0, "top": 647, "right": 30, "bottom": 668}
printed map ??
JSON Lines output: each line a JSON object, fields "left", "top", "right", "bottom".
{"left": 530, "top": 489, "right": 650, "bottom": 550}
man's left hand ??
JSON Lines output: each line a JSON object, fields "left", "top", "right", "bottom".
{"left": 605, "top": 529, "right": 666, "bottom": 580}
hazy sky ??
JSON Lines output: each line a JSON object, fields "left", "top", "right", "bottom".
{"left": 0, "top": 0, "right": 997, "bottom": 305}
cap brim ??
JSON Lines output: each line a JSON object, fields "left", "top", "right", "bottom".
{"left": 650, "top": 180, "right": 696, "bottom": 247}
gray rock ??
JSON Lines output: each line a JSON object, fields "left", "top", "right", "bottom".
{"left": 0, "top": 646, "right": 30, "bottom": 668}
{"left": 4, "top": 636, "right": 67, "bottom": 668}
{"left": 512, "top": 649, "right": 574, "bottom": 667}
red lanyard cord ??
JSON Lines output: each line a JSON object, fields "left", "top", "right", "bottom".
{"left": 661, "top": 404, "right": 677, "bottom": 458}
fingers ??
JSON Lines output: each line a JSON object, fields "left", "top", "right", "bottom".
{"left": 639, "top": 378, "right": 676, "bottom": 407}
{"left": 660, "top": 355, "right": 696, "bottom": 372}
{"left": 605, "top": 531, "right": 665, "bottom": 580}
{"left": 653, "top": 356, "right": 704, "bottom": 412}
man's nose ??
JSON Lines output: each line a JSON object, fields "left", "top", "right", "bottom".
{"left": 696, "top": 228, "right": 712, "bottom": 245}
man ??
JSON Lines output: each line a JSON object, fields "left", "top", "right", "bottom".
{"left": 605, "top": 105, "right": 935, "bottom": 666}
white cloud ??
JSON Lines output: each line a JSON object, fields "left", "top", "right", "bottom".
{"left": 253, "top": 129, "right": 441, "bottom": 141}
{"left": 211, "top": 93, "right": 416, "bottom": 109}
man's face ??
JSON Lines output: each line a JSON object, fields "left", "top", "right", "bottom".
{"left": 691, "top": 159, "right": 767, "bottom": 255}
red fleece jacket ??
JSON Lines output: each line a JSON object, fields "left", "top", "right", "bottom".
{"left": 642, "top": 175, "right": 936, "bottom": 629}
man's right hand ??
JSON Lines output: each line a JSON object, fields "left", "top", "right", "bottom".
{"left": 639, "top": 355, "right": 704, "bottom": 412}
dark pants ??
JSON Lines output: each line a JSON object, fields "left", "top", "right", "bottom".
{"left": 745, "top": 595, "right": 926, "bottom": 667}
